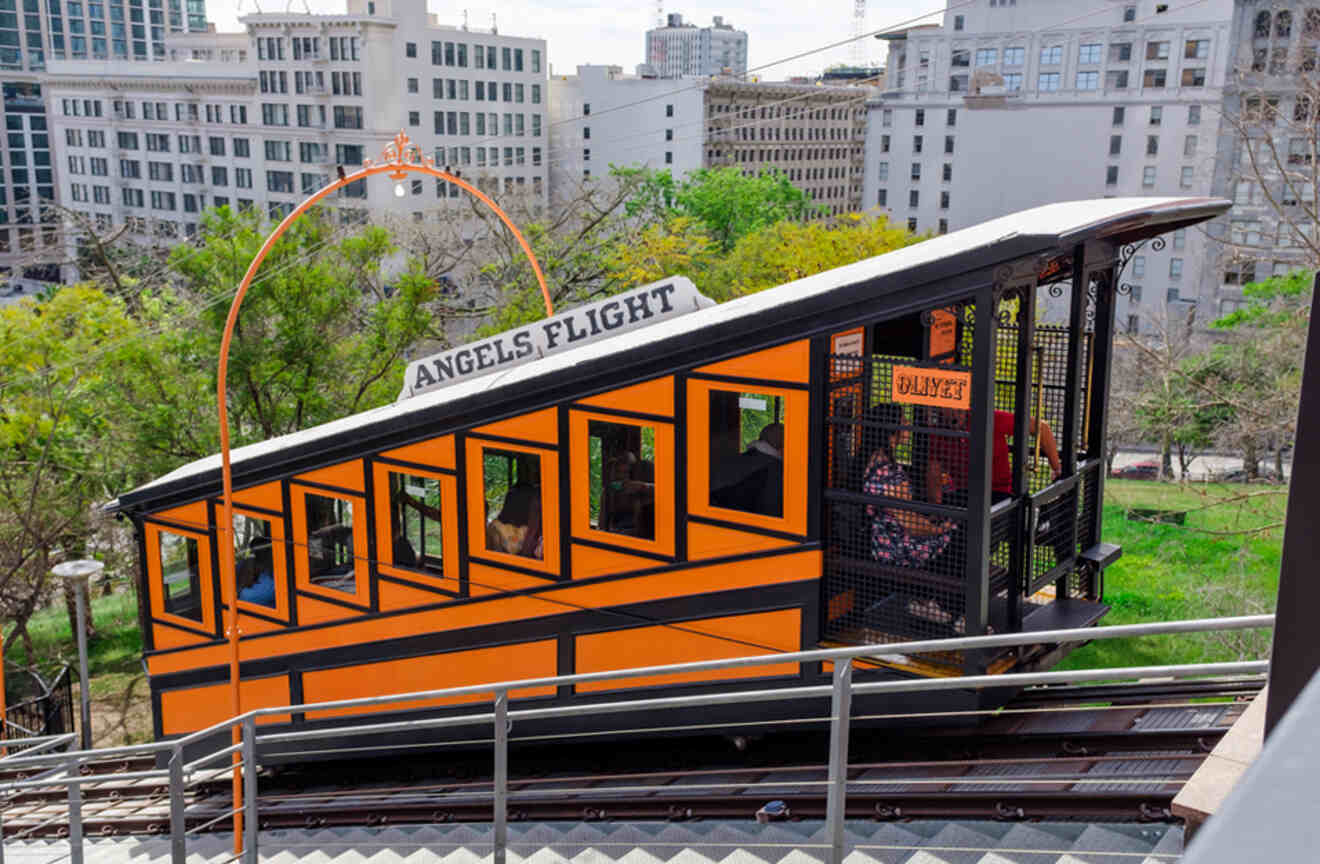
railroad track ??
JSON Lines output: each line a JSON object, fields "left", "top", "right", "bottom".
{"left": 0, "top": 681, "right": 1260, "bottom": 839}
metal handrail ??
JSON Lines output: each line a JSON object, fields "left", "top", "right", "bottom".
{"left": 235, "top": 614, "right": 1273, "bottom": 730}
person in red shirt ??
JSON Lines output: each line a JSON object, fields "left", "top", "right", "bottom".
{"left": 925, "top": 409, "right": 1062, "bottom": 506}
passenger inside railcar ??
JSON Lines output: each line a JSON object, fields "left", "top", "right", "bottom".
{"left": 486, "top": 483, "right": 543, "bottom": 559}
{"left": 858, "top": 404, "right": 957, "bottom": 568}
{"left": 236, "top": 536, "right": 276, "bottom": 608}
{"left": 590, "top": 419, "right": 657, "bottom": 540}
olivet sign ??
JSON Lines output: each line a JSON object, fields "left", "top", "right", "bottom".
{"left": 399, "top": 276, "right": 715, "bottom": 400}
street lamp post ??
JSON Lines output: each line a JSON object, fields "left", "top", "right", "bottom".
{"left": 51, "top": 559, "right": 104, "bottom": 751}
{"left": 214, "top": 130, "right": 553, "bottom": 854}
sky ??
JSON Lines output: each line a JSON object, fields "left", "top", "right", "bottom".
{"left": 209, "top": 0, "right": 946, "bottom": 79}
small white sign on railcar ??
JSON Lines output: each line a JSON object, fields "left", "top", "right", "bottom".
{"left": 399, "top": 276, "right": 715, "bottom": 401}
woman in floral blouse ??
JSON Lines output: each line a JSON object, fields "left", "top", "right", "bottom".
{"left": 860, "top": 404, "right": 955, "bottom": 568}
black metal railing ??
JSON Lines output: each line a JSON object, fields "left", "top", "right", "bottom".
{"left": 4, "top": 665, "right": 74, "bottom": 740}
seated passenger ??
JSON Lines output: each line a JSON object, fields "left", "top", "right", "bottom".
{"left": 711, "top": 423, "right": 784, "bottom": 517}
{"left": 392, "top": 528, "right": 418, "bottom": 568}
{"left": 602, "top": 452, "right": 656, "bottom": 539}
{"left": 237, "top": 538, "right": 276, "bottom": 608}
{"left": 859, "top": 405, "right": 955, "bottom": 568}
{"left": 487, "top": 483, "right": 543, "bottom": 559}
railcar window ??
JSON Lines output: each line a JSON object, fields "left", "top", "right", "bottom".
{"left": 483, "top": 448, "right": 543, "bottom": 559}
{"left": 305, "top": 493, "right": 357, "bottom": 594}
{"left": 588, "top": 419, "right": 656, "bottom": 540}
{"left": 708, "top": 390, "right": 785, "bottom": 518}
{"left": 388, "top": 470, "right": 444, "bottom": 574}
{"left": 234, "top": 514, "right": 276, "bottom": 609}
{"left": 158, "top": 531, "right": 202, "bottom": 621}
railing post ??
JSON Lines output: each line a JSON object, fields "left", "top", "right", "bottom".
{"left": 168, "top": 744, "right": 186, "bottom": 864}
{"left": 242, "top": 717, "right": 258, "bottom": 864}
{"left": 825, "top": 660, "right": 853, "bottom": 864}
{"left": 493, "top": 689, "right": 508, "bottom": 864}
{"left": 66, "top": 752, "right": 83, "bottom": 864}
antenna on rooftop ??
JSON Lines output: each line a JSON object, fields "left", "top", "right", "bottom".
{"left": 491, "top": 12, "right": 497, "bottom": 33}
{"left": 462, "top": 9, "right": 469, "bottom": 30}
{"left": 851, "top": 0, "right": 866, "bottom": 66}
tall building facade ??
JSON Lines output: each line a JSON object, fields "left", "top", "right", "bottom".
{"left": 0, "top": 0, "right": 208, "bottom": 295}
{"left": 864, "top": 0, "right": 1234, "bottom": 333}
{"left": 41, "top": 0, "right": 548, "bottom": 253}
{"left": 1200, "top": 1, "right": 1318, "bottom": 318}
{"left": 645, "top": 13, "right": 747, "bottom": 78}
{"left": 550, "top": 66, "right": 867, "bottom": 215}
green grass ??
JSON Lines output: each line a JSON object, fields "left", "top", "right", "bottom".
{"left": 4, "top": 587, "right": 143, "bottom": 702}
{"left": 1057, "top": 478, "right": 1284, "bottom": 670}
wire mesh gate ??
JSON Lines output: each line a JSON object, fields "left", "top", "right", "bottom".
{"left": 821, "top": 275, "right": 1108, "bottom": 672}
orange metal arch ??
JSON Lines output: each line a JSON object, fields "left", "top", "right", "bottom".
{"left": 215, "top": 148, "right": 553, "bottom": 849}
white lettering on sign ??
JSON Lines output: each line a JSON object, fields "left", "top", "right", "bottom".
{"left": 399, "top": 276, "right": 715, "bottom": 401}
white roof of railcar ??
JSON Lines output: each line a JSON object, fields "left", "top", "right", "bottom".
{"left": 113, "top": 196, "right": 1223, "bottom": 507}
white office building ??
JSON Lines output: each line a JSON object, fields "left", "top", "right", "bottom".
{"left": 41, "top": 0, "right": 547, "bottom": 253}
{"left": 864, "top": 0, "right": 1234, "bottom": 334}
{"left": 645, "top": 13, "right": 747, "bottom": 79}
{"left": 1200, "top": 1, "right": 1318, "bottom": 318}
{"left": 0, "top": 0, "right": 209, "bottom": 295}
{"left": 551, "top": 65, "right": 868, "bottom": 215}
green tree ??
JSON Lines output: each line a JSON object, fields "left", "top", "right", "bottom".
{"left": 619, "top": 166, "right": 820, "bottom": 251}
{"left": 0, "top": 286, "right": 139, "bottom": 663}
{"left": 105, "top": 206, "right": 440, "bottom": 473}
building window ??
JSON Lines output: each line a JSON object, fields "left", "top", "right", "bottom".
{"left": 974, "top": 48, "right": 997, "bottom": 66}
{"left": 1142, "top": 165, "right": 1156, "bottom": 187}
{"left": 939, "top": 190, "right": 950, "bottom": 209}
{"left": 1077, "top": 70, "right": 1099, "bottom": 90}
{"left": 1188, "top": 104, "right": 1201, "bottom": 125}
{"left": 943, "top": 135, "right": 954, "bottom": 154}
{"left": 480, "top": 448, "right": 545, "bottom": 560}
{"left": 1146, "top": 135, "right": 1159, "bottom": 155}
{"left": 1146, "top": 41, "right": 1170, "bottom": 61}
{"left": 1169, "top": 258, "right": 1184, "bottom": 279}
{"left": 1180, "top": 166, "right": 1194, "bottom": 187}
{"left": 946, "top": 108, "right": 956, "bottom": 126}
{"left": 1133, "top": 255, "right": 1146, "bottom": 278}
{"left": 707, "top": 390, "right": 785, "bottom": 518}
{"left": 911, "top": 162, "right": 921, "bottom": 180}
{"left": 1109, "top": 42, "right": 1132, "bottom": 62}
{"left": 909, "top": 189, "right": 919, "bottom": 207}
{"left": 938, "top": 218, "right": 948, "bottom": 234}
{"left": 1110, "top": 135, "right": 1122, "bottom": 156}
{"left": 880, "top": 134, "right": 890, "bottom": 153}
{"left": 1149, "top": 106, "right": 1163, "bottom": 125}
{"left": 882, "top": 108, "right": 892, "bottom": 127}
{"left": 953, "top": 14, "right": 964, "bottom": 30}
{"left": 942, "top": 163, "right": 952, "bottom": 181}
{"left": 907, "top": 217, "right": 918, "bottom": 232}
{"left": 1004, "top": 46, "right": 1024, "bottom": 65}
{"left": 913, "top": 135, "right": 923, "bottom": 153}
{"left": 1106, "top": 165, "right": 1119, "bottom": 185}
{"left": 1079, "top": 43, "right": 1102, "bottom": 64}
{"left": 1040, "top": 45, "right": 1063, "bottom": 65}
{"left": 1002, "top": 72, "right": 1023, "bottom": 90}
{"left": 1181, "top": 68, "right": 1206, "bottom": 87}
{"left": 665, "top": 103, "right": 673, "bottom": 117}
{"left": 1113, "top": 106, "right": 1125, "bottom": 126}
{"left": 157, "top": 530, "right": 203, "bottom": 622}
{"left": 877, "top": 161, "right": 888, "bottom": 181}
{"left": 1173, "top": 228, "right": 1186, "bottom": 250}
{"left": 1143, "top": 69, "right": 1167, "bottom": 89}
{"left": 1038, "top": 72, "right": 1061, "bottom": 91}
{"left": 877, "top": 189, "right": 887, "bottom": 206}
{"left": 406, "top": 41, "right": 416, "bottom": 58}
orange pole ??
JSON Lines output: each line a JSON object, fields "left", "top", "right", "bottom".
{"left": 217, "top": 137, "right": 552, "bottom": 853}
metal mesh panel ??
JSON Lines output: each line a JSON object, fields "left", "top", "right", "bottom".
{"left": 1028, "top": 487, "right": 1078, "bottom": 595}
{"left": 823, "top": 347, "right": 974, "bottom": 668}
{"left": 988, "top": 503, "right": 1021, "bottom": 633}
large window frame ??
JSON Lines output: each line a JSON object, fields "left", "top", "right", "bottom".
{"left": 372, "top": 461, "right": 460, "bottom": 592}
{"left": 290, "top": 485, "right": 370, "bottom": 605}
{"left": 465, "top": 439, "right": 560, "bottom": 577}
{"left": 569, "top": 410, "right": 676, "bottom": 557}
{"left": 231, "top": 506, "right": 290, "bottom": 620}
{"left": 686, "top": 379, "right": 809, "bottom": 536}
{"left": 145, "top": 521, "right": 215, "bottom": 634}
